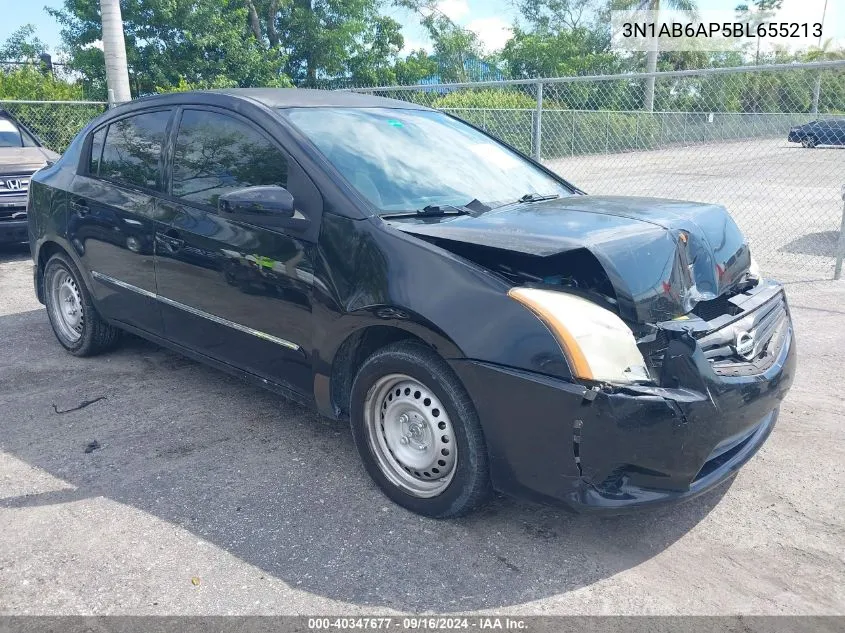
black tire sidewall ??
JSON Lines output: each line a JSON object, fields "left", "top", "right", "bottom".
{"left": 350, "top": 343, "right": 489, "bottom": 518}
{"left": 43, "top": 254, "right": 100, "bottom": 355}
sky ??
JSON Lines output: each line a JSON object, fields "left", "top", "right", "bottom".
{"left": 0, "top": 0, "right": 841, "bottom": 59}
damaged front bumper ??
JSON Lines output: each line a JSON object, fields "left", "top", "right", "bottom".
{"left": 450, "top": 281, "right": 796, "bottom": 512}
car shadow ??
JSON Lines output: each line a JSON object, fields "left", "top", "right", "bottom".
{"left": 0, "top": 309, "right": 730, "bottom": 611}
{"left": 0, "top": 242, "right": 30, "bottom": 263}
{"left": 780, "top": 231, "right": 841, "bottom": 258}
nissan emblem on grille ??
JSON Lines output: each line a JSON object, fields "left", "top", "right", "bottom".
{"left": 735, "top": 330, "right": 756, "bottom": 360}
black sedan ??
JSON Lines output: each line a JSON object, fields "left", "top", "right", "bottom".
{"left": 787, "top": 119, "right": 845, "bottom": 147}
{"left": 27, "top": 89, "right": 795, "bottom": 518}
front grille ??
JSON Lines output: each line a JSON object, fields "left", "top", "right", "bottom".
{"left": 0, "top": 206, "right": 26, "bottom": 221}
{"left": 697, "top": 294, "right": 788, "bottom": 376}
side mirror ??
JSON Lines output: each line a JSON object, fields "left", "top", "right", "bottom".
{"left": 218, "top": 186, "right": 297, "bottom": 227}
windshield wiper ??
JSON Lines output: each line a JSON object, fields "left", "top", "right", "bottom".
{"left": 519, "top": 193, "right": 560, "bottom": 203}
{"left": 418, "top": 204, "right": 474, "bottom": 217}
{"left": 381, "top": 199, "right": 488, "bottom": 219}
{"left": 380, "top": 207, "right": 468, "bottom": 220}
{"left": 493, "top": 193, "right": 561, "bottom": 210}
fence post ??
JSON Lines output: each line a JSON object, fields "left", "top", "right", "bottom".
{"left": 605, "top": 111, "right": 610, "bottom": 153}
{"left": 835, "top": 184, "right": 845, "bottom": 280}
{"left": 532, "top": 81, "right": 543, "bottom": 161}
{"left": 107, "top": 88, "right": 116, "bottom": 109}
{"left": 812, "top": 73, "right": 821, "bottom": 116}
{"left": 635, "top": 116, "right": 639, "bottom": 149}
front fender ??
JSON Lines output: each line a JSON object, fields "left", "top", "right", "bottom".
{"left": 311, "top": 215, "right": 572, "bottom": 417}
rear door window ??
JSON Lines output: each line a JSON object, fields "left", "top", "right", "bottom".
{"left": 99, "top": 109, "right": 172, "bottom": 190}
{"left": 171, "top": 109, "right": 288, "bottom": 209}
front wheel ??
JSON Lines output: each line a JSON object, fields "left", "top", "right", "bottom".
{"left": 43, "top": 253, "right": 121, "bottom": 356}
{"left": 350, "top": 341, "right": 491, "bottom": 518}
{"left": 802, "top": 135, "right": 817, "bottom": 148}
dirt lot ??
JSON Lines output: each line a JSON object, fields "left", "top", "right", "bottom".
{"left": 1, "top": 241, "right": 843, "bottom": 616}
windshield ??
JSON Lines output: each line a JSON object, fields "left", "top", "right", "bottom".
{"left": 0, "top": 117, "right": 23, "bottom": 147}
{"left": 0, "top": 116, "right": 37, "bottom": 148}
{"left": 283, "top": 107, "right": 572, "bottom": 213}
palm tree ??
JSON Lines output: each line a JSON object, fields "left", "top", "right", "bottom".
{"left": 100, "top": 0, "right": 131, "bottom": 103}
{"left": 805, "top": 38, "right": 845, "bottom": 115}
{"left": 614, "top": 0, "right": 699, "bottom": 111}
{"left": 735, "top": 1, "right": 783, "bottom": 66}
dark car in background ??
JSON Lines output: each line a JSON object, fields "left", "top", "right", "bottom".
{"left": 27, "top": 89, "right": 795, "bottom": 518}
{"left": 787, "top": 119, "right": 845, "bottom": 147}
{"left": 0, "top": 109, "right": 60, "bottom": 244}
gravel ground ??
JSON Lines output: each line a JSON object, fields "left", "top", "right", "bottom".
{"left": 0, "top": 237, "right": 844, "bottom": 615}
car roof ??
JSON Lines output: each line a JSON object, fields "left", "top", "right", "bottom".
{"left": 169, "top": 88, "right": 429, "bottom": 110}
{"left": 105, "top": 88, "right": 431, "bottom": 122}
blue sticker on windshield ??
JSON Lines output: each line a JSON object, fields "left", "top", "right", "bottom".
{"left": 387, "top": 119, "right": 404, "bottom": 127}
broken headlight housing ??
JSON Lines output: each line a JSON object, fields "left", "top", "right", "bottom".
{"left": 508, "top": 287, "right": 651, "bottom": 384}
{"left": 748, "top": 254, "right": 761, "bottom": 279}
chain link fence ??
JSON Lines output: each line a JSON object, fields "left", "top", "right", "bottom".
{"left": 1, "top": 61, "right": 844, "bottom": 278}
{"left": 352, "top": 61, "right": 845, "bottom": 280}
{"left": 0, "top": 100, "right": 107, "bottom": 154}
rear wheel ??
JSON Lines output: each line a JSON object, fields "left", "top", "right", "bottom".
{"left": 43, "top": 253, "right": 120, "bottom": 356}
{"left": 802, "top": 135, "right": 817, "bottom": 148}
{"left": 350, "top": 341, "right": 491, "bottom": 518}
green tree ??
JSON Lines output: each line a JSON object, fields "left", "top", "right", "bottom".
{"left": 0, "top": 24, "right": 48, "bottom": 62}
{"left": 49, "top": 0, "right": 292, "bottom": 98}
{"left": 502, "top": 26, "right": 620, "bottom": 79}
{"left": 612, "top": 0, "right": 699, "bottom": 110}
{"left": 798, "top": 39, "right": 844, "bottom": 115}
{"left": 396, "top": 0, "right": 492, "bottom": 82}
{"left": 243, "top": 0, "right": 404, "bottom": 87}
{"left": 345, "top": 14, "right": 405, "bottom": 86}
{"left": 393, "top": 49, "right": 438, "bottom": 85}
{"left": 52, "top": 0, "right": 405, "bottom": 93}
{"left": 515, "top": 0, "right": 604, "bottom": 31}
{"left": 735, "top": 0, "right": 783, "bottom": 65}
{"left": 0, "top": 65, "right": 84, "bottom": 100}
{"left": 0, "top": 66, "right": 101, "bottom": 151}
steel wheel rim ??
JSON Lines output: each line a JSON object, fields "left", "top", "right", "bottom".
{"left": 48, "top": 268, "right": 84, "bottom": 343}
{"left": 363, "top": 373, "right": 457, "bottom": 498}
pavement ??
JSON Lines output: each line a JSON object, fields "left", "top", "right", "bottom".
{"left": 1, "top": 238, "right": 844, "bottom": 615}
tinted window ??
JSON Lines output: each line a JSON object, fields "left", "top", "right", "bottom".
{"left": 100, "top": 110, "right": 171, "bottom": 190}
{"left": 89, "top": 127, "right": 106, "bottom": 175}
{"left": 172, "top": 110, "right": 288, "bottom": 209}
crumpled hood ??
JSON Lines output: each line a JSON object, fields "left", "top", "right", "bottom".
{"left": 390, "top": 195, "right": 751, "bottom": 323}
{"left": 0, "top": 146, "right": 58, "bottom": 174}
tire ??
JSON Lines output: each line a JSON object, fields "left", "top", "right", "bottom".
{"left": 350, "top": 341, "right": 491, "bottom": 518}
{"left": 802, "top": 135, "right": 817, "bottom": 148}
{"left": 43, "top": 252, "right": 121, "bottom": 356}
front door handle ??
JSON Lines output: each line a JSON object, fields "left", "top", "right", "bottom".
{"left": 69, "top": 197, "right": 89, "bottom": 216}
{"left": 156, "top": 231, "right": 185, "bottom": 252}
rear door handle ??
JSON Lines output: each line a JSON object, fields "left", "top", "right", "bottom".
{"left": 69, "top": 197, "right": 89, "bottom": 216}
